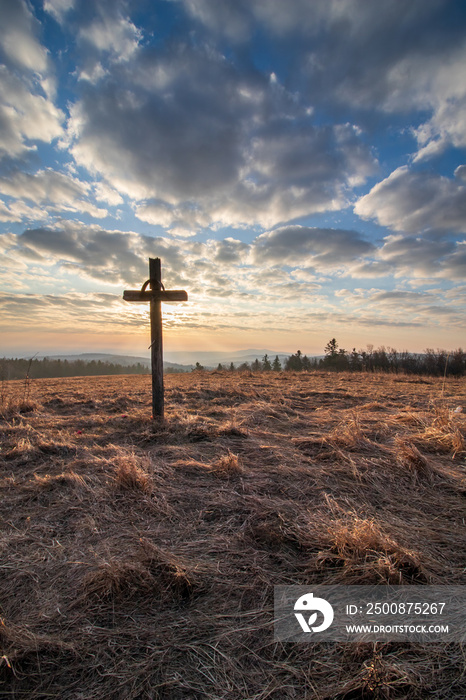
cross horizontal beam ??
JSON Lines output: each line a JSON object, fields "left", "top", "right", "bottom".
{"left": 123, "top": 290, "right": 188, "bottom": 302}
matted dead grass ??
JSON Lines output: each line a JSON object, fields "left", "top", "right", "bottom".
{"left": 0, "top": 371, "right": 465, "bottom": 698}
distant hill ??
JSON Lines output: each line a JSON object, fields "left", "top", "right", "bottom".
{"left": 43, "top": 353, "right": 151, "bottom": 366}
{"left": 40, "top": 353, "right": 189, "bottom": 372}
{"left": 164, "top": 349, "right": 293, "bottom": 368}
{"left": 36, "top": 350, "right": 297, "bottom": 371}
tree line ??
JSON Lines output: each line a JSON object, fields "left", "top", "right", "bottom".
{"left": 0, "top": 357, "right": 149, "bottom": 381}
{"left": 317, "top": 339, "right": 465, "bottom": 376}
{"left": 201, "top": 339, "right": 465, "bottom": 377}
{"left": 3, "top": 339, "right": 464, "bottom": 380}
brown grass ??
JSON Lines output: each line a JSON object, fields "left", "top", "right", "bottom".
{"left": 113, "top": 449, "right": 152, "bottom": 492}
{"left": 0, "top": 370, "right": 465, "bottom": 698}
{"left": 316, "top": 517, "right": 428, "bottom": 585}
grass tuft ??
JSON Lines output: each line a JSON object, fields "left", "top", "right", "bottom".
{"left": 210, "top": 450, "right": 243, "bottom": 477}
{"left": 113, "top": 452, "right": 151, "bottom": 492}
{"left": 318, "top": 517, "right": 427, "bottom": 584}
{"left": 394, "top": 439, "right": 438, "bottom": 482}
{"left": 81, "top": 560, "right": 153, "bottom": 600}
{"left": 0, "top": 396, "right": 39, "bottom": 419}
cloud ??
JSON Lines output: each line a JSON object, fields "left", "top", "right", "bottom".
{"left": 177, "top": 0, "right": 254, "bottom": 41}
{"left": 408, "top": 47, "right": 466, "bottom": 159}
{"left": 253, "top": 225, "right": 374, "bottom": 269}
{"left": 2, "top": 217, "right": 464, "bottom": 326}
{"left": 0, "top": 290, "right": 140, "bottom": 334}
{"left": 12, "top": 224, "right": 150, "bottom": 284}
{"left": 0, "top": 169, "right": 87, "bottom": 203}
{"left": 333, "top": 286, "right": 465, "bottom": 329}
{"left": 2, "top": 219, "right": 464, "bottom": 343}
{"left": 67, "top": 47, "right": 249, "bottom": 201}
{"left": 43, "top": 0, "right": 75, "bottom": 24}
{"left": 362, "top": 290, "right": 435, "bottom": 307}
{"left": 77, "top": 62, "right": 108, "bottom": 85}
{"left": 206, "top": 237, "right": 250, "bottom": 265}
{"left": 134, "top": 200, "right": 210, "bottom": 230}
{"left": 0, "top": 67, "right": 64, "bottom": 161}
{"left": 0, "top": 169, "right": 107, "bottom": 218}
{"left": 454, "top": 165, "right": 466, "bottom": 182}
{"left": 355, "top": 166, "right": 466, "bottom": 234}
{"left": 0, "top": 1, "right": 64, "bottom": 163}
{"left": 347, "top": 260, "right": 394, "bottom": 279}
{"left": 2, "top": 220, "right": 375, "bottom": 303}
{"left": 1, "top": 221, "right": 193, "bottom": 287}
{"left": 167, "top": 227, "right": 197, "bottom": 239}
{"left": 0, "top": 199, "right": 47, "bottom": 223}
{"left": 65, "top": 39, "right": 376, "bottom": 229}
{"left": 304, "top": 2, "right": 466, "bottom": 161}
{"left": 0, "top": 0, "right": 49, "bottom": 73}
{"left": 177, "top": 0, "right": 466, "bottom": 162}
{"left": 93, "top": 181, "right": 123, "bottom": 206}
{"left": 1, "top": 0, "right": 465, "bottom": 353}
{"left": 377, "top": 234, "right": 466, "bottom": 281}
{"left": 177, "top": 0, "right": 418, "bottom": 42}
{"left": 78, "top": 13, "right": 142, "bottom": 63}
{"left": 348, "top": 232, "right": 465, "bottom": 283}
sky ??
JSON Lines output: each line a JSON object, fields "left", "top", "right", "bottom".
{"left": 0, "top": 0, "right": 465, "bottom": 359}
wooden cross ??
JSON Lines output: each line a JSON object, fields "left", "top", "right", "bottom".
{"left": 123, "top": 258, "right": 188, "bottom": 419}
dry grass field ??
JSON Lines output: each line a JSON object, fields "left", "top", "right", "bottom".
{"left": 0, "top": 370, "right": 465, "bottom": 699}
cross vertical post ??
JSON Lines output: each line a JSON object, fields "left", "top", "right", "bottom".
{"left": 149, "top": 258, "right": 164, "bottom": 418}
{"left": 123, "top": 258, "right": 188, "bottom": 421}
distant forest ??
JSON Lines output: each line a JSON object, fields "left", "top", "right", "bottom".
{"left": 0, "top": 357, "right": 150, "bottom": 381}
{"left": 209, "top": 340, "right": 466, "bottom": 377}
{"left": 1, "top": 340, "right": 465, "bottom": 380}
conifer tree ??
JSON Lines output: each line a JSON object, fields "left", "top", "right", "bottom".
{"left": 285, "top": 351, "right": 303, "bottom": 371}
{"left": 262, "top": 354, "right": 272, "bottom": 371}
